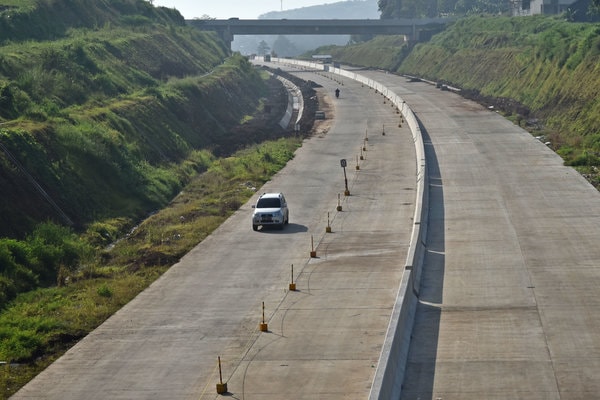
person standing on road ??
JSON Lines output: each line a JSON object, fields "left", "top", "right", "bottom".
{"left": 335, "top": 88, "right": 340, "bottom": 98}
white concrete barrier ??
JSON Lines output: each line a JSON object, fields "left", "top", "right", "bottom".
{"left": 273, "top": 58, "right": 429, "bottom": 400}
{"left": 267, "top": 73, "right": 304, "bottom": 130}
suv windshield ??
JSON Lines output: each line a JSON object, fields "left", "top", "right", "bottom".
{"left": 256, "top": 198, "right": 281, "bottom": 208}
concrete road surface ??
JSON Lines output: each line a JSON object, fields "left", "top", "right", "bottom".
{"left": 12, "top": 66, "right": 417, "bottom": 399}
{"left": 359, "top": 70, "right": 600, "bottom": 400}
{"left": 14, "top": 63, "right": 600, "bottom": 400}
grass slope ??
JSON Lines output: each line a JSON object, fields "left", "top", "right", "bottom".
{"left": 0, "top": 1, "right": 279, "bottom": 238}
{"left": 0, "top": 1, "right": 311, "bottom": 397}
{"left": 314, "top": 15, "right": 600, "bottom": 186}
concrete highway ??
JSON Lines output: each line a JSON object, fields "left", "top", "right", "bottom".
{"left": 12, "top": 61, "right": 600, "bottom": 399}
{"left": 12, "top": 65, "right": 417, "bottom": 399}
{"left": 358, "top": 69, "right": 600, "bottom": 399}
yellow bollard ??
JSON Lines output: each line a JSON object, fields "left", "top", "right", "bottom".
{"left": 216, "top": 357, "right": 228, "bottom": 394}
{"left": 289, "top": 264, "right": 296, "bottom": 291}
{"left": 260, "top": 302, "right": 268, "bottom": 332}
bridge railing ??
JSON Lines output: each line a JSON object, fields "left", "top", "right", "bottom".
{"left": 272, "top": 57, "right": 430, "bottom": 400}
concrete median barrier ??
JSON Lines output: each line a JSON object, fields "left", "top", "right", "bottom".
{"left": 273, "top": 57, "right": 430, "bottom": 399}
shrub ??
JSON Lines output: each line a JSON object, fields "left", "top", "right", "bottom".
{"left": 96, "top": 284, "right": 112, "bottom": 298}
{"left": 0, "top": 329, "right": 42, "bottom": 362}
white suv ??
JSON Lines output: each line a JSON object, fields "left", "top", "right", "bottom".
{"left": 252, "top": 192, "right": 289, "bottom": 231}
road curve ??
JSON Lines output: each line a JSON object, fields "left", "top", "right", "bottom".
{"left": 12, "top": 65, "right": 418, "bottom": 399}
{"left": 359, "top": 70, "right": 600, "bottom": 399}
{"left": 14, "top": 61, "right": 600, "bottom": 400}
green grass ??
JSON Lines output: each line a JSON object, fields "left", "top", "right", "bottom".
{"left": 0, "top": 45, "right": 258, "bottom": 235}
{"left": 0, "top": 1, "right": 299, "bottom": 396}
{"left": 310, "top": 35, "right": 410, "bottom": 70}
{"left": 0, "top": 1, "right": 35, "bottom": 8}
{"left": 0, "top": 136, "right": 302, "bottom": 398}
{"left": 398, "top": 16, "right": 600, "bottom": 177}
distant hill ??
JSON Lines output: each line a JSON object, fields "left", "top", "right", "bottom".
{"left": 232, "top": 0, "right": 381, "bottom": 56}
{"left": 260, "top": 0, "right": 380, "bottom": 19}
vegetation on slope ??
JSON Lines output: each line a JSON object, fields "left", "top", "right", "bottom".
{"left": 314, "top": 15, "right": 600, "bottom": 187}
{"left": 378, "top": 0, "right": 599, "bottom": 20}
{"left": 315, "top": 35, "right": 411, "bottom": 71}
{"left": 0, "top": 0, "right": 296, "bottom": 303}
{"left": 378, "top": 0, "right": 511, "bottom": 18}
{"left": 0, "top": 0, "right": 298, "bottom": 239}
{"left": 400, "top": 16, "right": 600, "bottom": 176}
{"left": 0, "top": 0, "right": 185, "bottom": 42}
{"left": 0, "top": 137, "right": 302, "bottom": 398}
{"left": 0, "top": 0, "right": 312, "bottom": 397}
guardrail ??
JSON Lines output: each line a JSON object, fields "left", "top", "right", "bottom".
{"left": 271, "top": 57, "right": 430, "bottom": 400}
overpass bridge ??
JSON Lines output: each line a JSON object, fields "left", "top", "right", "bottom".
{"left": 187, "top": 18, "right": 451, "bottom": 46}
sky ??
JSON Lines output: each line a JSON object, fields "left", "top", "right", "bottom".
{"left": 152, "top": 1, "right": 345, "bottom": 19}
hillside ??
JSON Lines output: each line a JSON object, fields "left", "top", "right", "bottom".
{"left": 5, "top": 3, "right": 600, "bottom": 396}
{"left": 316, "top": 15, "right": 600, "bottom": 188}
{"left": 0, "top": 0, "right": 184, "bottom": 41}
{"left": 0, "top": 0, "right": 292, "bottom": 239}
{"left": 260, "top": 0, "right": 380, "bottom": 19}
{"left": 0, "top": 1, "right": 308, "bottom": 396}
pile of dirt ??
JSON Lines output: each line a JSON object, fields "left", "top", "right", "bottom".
{"left": 262, "top": 66, "right": 321, "bottom": 136}
{"left": 214, "top": 67, "right": 322, "bottom": 157}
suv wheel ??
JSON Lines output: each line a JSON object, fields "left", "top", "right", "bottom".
{"left": 252, "top": 224, "right": 258, "bottom": 231}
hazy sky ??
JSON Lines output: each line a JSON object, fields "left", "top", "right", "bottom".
{"left": 152, "top": 1, "right": 344, "bottom": 19}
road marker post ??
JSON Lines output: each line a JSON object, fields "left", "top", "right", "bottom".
{"left": 337, "top": 193, "right": 343, "bottom": 211}
{"left": 216, "top": 356, "right": 228, "bottom": 394}
{"left": 326, "top": 212, "right": 332, "bottom": 233}
{"left": 310, "top": 235, "right": 317, "bottom": 258}
{"left": 356, "top": 155, "right": 360, "bottom": 170}
{"left": 289, "top": 264, "right": 296, "bottom": 291}
{"left": 340, "top": 159, "right": 350, "bottom": 196}
{"left": 260, "top": 302, "right": 268, "bottom": 332}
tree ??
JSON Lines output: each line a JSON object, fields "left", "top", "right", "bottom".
{"left": 257, "top": 40, "right": 270, "bottom": 56}
{"left": 272, "top": 35, "right": 300, "bottom": 57}
{"left": 378, "top": 0, "right": 403, "bottom": 18}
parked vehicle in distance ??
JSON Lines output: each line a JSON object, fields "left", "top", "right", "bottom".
{"left": 252, "top": 192, "right": 289, "bottom": 231}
